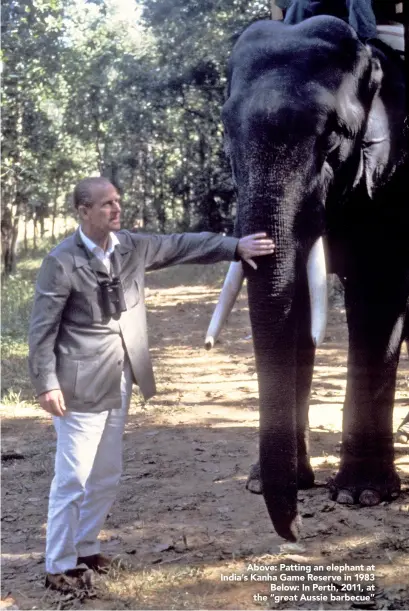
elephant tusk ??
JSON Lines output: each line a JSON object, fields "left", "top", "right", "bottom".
{"left": 204, "top": 261, "right": 244, "bottom": 350}
{"left": 307, "top": 237, "right": 328, "bottom": 347}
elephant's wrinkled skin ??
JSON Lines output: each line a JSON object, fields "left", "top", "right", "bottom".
{"left": 222, "top": 16, "right": 408, "bottom": 540}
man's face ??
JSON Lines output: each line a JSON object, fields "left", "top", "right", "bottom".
{"left": 80, "top": 182, "right": 121, "bottom": 236}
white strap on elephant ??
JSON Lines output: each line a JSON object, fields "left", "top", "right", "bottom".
{"left": 377, "top": 24, "right": 404, "bottom": 54}
{"left": 204, "top": 237, "right": 328, "bottom": 349}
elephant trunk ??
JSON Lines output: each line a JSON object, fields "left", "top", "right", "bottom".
{"left": 252, "top": 237, "right": 325, "bottom": 541}
{"left": 247, "top": 265, "right": 300, "bottom": 541}
{"left": 240, "top": 197, "right": 300, "bottom": 539}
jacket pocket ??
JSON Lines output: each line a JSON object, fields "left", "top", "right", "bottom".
{"left": 57, "top": 351, "right": 123, "bottom": 406}
{"left": 125, "top": 279, "right": 140, "bottom": 309}
{"left": 75, "top": 352, "right": 123, "bottom": 404}
{"left": 63, "top": 290, "right": 94, "bottom": 325}
{"left": 74, "top": 357, "right": 102, "bottom": 403}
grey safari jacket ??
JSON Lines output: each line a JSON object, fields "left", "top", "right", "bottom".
{"left": 28, "top": 229, "right": 239, "bottom": 413}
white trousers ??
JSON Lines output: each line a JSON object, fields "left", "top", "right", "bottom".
{"left": 46, "top": 361, "right": 133, "bottom": 574}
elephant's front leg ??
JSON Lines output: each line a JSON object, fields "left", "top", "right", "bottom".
{"left": 330, "top": 275, "right": 405, "bottom": 506}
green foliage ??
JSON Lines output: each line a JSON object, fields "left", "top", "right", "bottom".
{"left": 1, "top": 233, "right": 68, "bottom": 341}
{"left": 136, "top": 0, "right": 269, "bottom": 232}
{"left": 1, "top": 0, "right": 270, "bottom": 269}
{"left": 2, "top": 0, "right": 67, "bottom": 197}
{"left": 1, "top": 275, "right": 35, "bottom": 339}
{"left": 1, "top": 272, "right": 35, "bottom": 401}
{"left": 1, "top": 387, "right": 27, "bottom": 407}
{"left": 0, "top": 232, "right": 71, "bottom": 402}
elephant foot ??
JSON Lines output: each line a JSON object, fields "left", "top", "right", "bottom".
{"left": 329, "top": 464, "right": 401, "bottom": 506}
{"left": 246, "top": 463, "right": 263, "bottom": 494}
{"left": 246, "top": 460, "right": 314, "bottom": 495}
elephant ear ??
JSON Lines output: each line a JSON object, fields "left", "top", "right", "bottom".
{"left": 353, "top": 51, "right": 389, "bottom": 198}
{"left": 361, "top": 93, "right": 391, "bottom": 198}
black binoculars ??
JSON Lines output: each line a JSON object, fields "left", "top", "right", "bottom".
{"left": 100, "top": 277, "right": 127, "bottom": 318}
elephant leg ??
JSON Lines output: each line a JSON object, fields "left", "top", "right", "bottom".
{"left": 330, "top": 274, "right": 405, "bottom": 506}
{"left": 246, "top": 271, "right": 315, "bottom": 494}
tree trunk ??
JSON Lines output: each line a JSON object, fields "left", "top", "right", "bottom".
{"left": 39, "top": 213, "right": 45, "bottom": 238}
{"left": 157, "top": 161, "right": 166, "bottom": 232}
{"left": 52, "top": 179, "right": 60, "bottom": 243}
{"left": 8, "top": 201, "right": 23, "bottom": 274}
{"left": 181, "top": 133, "right": 191, "bottom": 230}
{"left": 23, "top": 203, "right": 28, "bottom": 253}
{"left": 33, "top": 214, "right": 37, "bottom": 251}
{"left": 1, "top": 208, "right": 14, "bottom": 275}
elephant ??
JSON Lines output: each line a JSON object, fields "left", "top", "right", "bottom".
{"left": 205, "top": 15, "right": 408, "bottom": 541}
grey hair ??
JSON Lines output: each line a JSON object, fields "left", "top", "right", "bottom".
{"left": 73, "top": 176, "right": 113, "bottom": 209}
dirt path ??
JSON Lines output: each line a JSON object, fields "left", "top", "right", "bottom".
{"left": 1, "top": 263, "right": 408, "bottom": 610}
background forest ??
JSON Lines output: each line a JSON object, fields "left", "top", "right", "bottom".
{"left": 1, "top": 0, "right": 272, "bottom": 274}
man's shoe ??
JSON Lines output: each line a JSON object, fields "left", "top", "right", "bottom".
{"left": 45, "top": 566, "right": 94, "bottom": 592}
{"left": 77, "top": 553, "right": 116, "bottom": 574}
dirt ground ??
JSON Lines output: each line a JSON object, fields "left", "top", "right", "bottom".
{"left": 1, "top": 263, "right": 409, "bottom": 611}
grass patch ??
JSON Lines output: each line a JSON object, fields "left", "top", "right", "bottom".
{"left": 98, "top": 564, "right": 214, "bottom": 610}
{"left": 1, "top": 274, "right": 35, "bottom": 338}
{"left": 1, "top": 233, "right": 73, "bottom": 404}
{"left": 1, "top": 274, "right": 35, "bottom": 401}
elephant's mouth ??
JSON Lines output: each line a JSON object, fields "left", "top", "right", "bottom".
{"left": 204, "top": 236, "right": 328, "bottom": 350}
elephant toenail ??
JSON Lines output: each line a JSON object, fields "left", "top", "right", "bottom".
{"left": 359, "top": 490, "right": 381, "bottom": 506}
{"left": 337, "top": 490, "right": 354, "bottom": 504}
{"left": 246, "top": 480, "right": 263, "bottom": 494}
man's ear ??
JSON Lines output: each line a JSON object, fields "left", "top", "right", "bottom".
{"left": 77, "top": 205, "right": 89, "bottom": 221}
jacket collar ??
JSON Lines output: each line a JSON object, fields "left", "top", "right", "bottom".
{"left": 73, "top": 228, "right": 132, "bottom": 269}
{"left": 79, "top": 226, "right": 120, "bottom": 256}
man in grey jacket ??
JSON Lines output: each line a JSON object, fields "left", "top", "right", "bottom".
{"left": 28, "top": 176, "right": 275, "bottom": 591}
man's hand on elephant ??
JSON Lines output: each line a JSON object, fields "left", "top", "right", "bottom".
{"left": 38, "top": 389, "right": 66, "bottom": 417}
{"left": 237, "top": 232, "right": 275, "bottom": 269}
